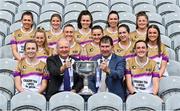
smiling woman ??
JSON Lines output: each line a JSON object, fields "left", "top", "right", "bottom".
{"left": 125, "top": 40, "right": 160, "bottom": 96}
{"left": 10, "top": 11, "right": 36, "bottom": 61}
{"left": 13, "top": 40, "right": 49, "bottom": 94}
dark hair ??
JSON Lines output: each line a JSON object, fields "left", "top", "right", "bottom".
{"left": 118, "top": 24, "right": 130, "bottom": 33}
{"left": 99, "top": 35, "right": 113, "bottom": 46}
{"left": 21, "top": 11, "right": 34, "bottom": 21}
{"left": 136, "top": 11, "right": 149, "bottom": 29}
{"left": 107, "top": 10, "right": 119, "bottom": 27}
{"left": 134, "top": 40, "right": 148, "bottom": 50}
{"left": 24, "top": 40, "right": 38, "bottom": 51}
{"left": 92, "top": 25, "right": 103, "bottom": 33}
{"left": 145, "top": 24, "right": 161, "bottom": 57}
{"left": 77, "top": 10, "right": 93, "bottom": 29}
{"left": 50, "top": 13, "right": 62, "bottom": 22}
{"left": 63, "top": 24, "right": 75, "bottom": 31}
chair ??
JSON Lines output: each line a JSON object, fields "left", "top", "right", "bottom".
{"left": 44, "top": 0, "right": 65, "bottom": 8}
{"left": 9, "top": 22, "right": 22, "bottom": 34}
{"left": 110, "top": 3, "right": 133, "bottom": 13}
{"left": 64, "top": 11, "right": 80, "bottom": 25}
{"left": 165, "top": 93, "right": 180, "bottom": 110}
{"left": 126, "top": 93, "right": 163, "bottom": 111}
{"left": 167, "top": 23, "right": 180, "bottom": 38}
{"left": 11, "top": 91, "right": 47, "bottom": 111}
{"left": 132, "top": 0, "right": 155, "bottom": 9}
{"left": 121, "top": 22, "right": 136, "bottom": 32}
{"left": 0, "top": 10, "right": 13, "bottom": 26}
{"left": 159, "top": 76, "right": 180, "bottom": 101}
{"left": 37, "top": 22, "right": 51, "bottom": 31}
{"left": 3, "top": 0, "right": 21, "bottom": 7}
{"left": 176, "top": 50, "right": 180, "bottom": 62}
{"left": 88, "top": 0, "right": 109, "bottom": 6}
{"left": 156, "top": 0, "right": 177, "bottom": 8}
{"left": 93, "top": 22, "right": 107, "bottom": 29}
{"left": 161, "top": 35, "right": 171, "bottom": 48}
{"left": 18, "top": 3, "right": 40, "bottom": 16}
{"left": 0, "top": 58, "right": 17, "bottom": 74}
{"left": 0, "top": 74, "right": 15, "bottom": 100}
{"left": 0, "top": 2, "right": 17, "bottom": 16}
{"left": 22, "top": 0, "right": 43, "bottom": 7}
{"left": 119, "top": 12, "right": 136, "bottom": 25}
{"left": 0, "top": 45, "right": 14, "bottom": 58}
{"left": 166, "top": 47, "right": 176, "bottom": 61}
{"left": 64, "top": 3, "right": 86, "bottom": 14}
{"left": 157, "top": 4, "right": 180, "bottom": 17}
{"left": 167, "top": 60, "right": 180, "bottom": 76}
{"left": 0, "top": 35, "right": 3, "bottom": 47}
{"left": 133, "top": 4, "right": 156, "bottom": 14}
{"left": 41, "top": 3, "right": 63, "bottom": 15}
{"left": 92, "top": 12, "right": 108, "bottom": 24}
{"left": 88, "top": 92, "right": 123, "bottom": 111}
{"left": 110, "top": 0, "right": 131, "bottom": 6}
{"left": 0, "top": 22, "right": 8, "bottom": 37}
{"left": 14, "top": 12, "right": 38, "bottom": 25}
{"left": 49, "top": 92, "right": 84, "bottom": 111}
{"left": 171, "top": 34, "right": 180, "bottom": 51}
{"left": 4, "top": 34, "right": 12, "bottom": 45}
{"left": 88, "top": 3, "right": 109, "bottom": 13}
{"left": 146, "top": 12, "right": 163, "bottom": 25}
{"left": 39, "top": 11, "right": 60, "bottom": 24}
{"left": 0, "top": 93, "right": 8, "bottom": 110}
{"left": 163, "top": 12, "right": 180, "bottom": 29}
{"left": 66, "top": 0, "right": 87, "bottom": 6}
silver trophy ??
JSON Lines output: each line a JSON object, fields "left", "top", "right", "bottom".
{"left": 74, "top": 61, "right": 98, "bottom": 95}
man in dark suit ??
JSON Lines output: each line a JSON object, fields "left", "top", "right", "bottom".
{"left": 88, "top": 35, "right": 127, "bottom": 101}
{"left": 46, "top": 38, "right": 83, "bottom": 100}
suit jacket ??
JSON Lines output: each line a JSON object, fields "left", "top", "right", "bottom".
{"left": 46, "top": 55, "right": 83, "bottom": 100}
{"left": 88, "top": 53, "right": 127, "bottom": 101}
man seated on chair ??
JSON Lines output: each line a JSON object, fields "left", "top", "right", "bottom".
{"left": 46, "top": 38, "right": 83, "bottom": 100}
{"left": 88, "top": 35, "right": 127, "bottom": 101}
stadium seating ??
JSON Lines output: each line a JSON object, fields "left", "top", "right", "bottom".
{"left": 18, "top": 3, "right": 40, "bottom": 16}
{"left": 166, "top": 47, "right": 176, "bottom": 60}
{"left": 133, "top": 4, "right": 157, "bottom": 14}
{"left": 167, "top": 60, "right": 180, "bottom": 76}
{"left": 0, "top": 58, "right": 17, "bottom": 74}
{"left": 3, "top": 0, "right": 21, "bottom": 7}
{"left": 9, "top": 22, "right": 22, "bottom": 34}
{"left": 64, "top": 3, "right": 87, "bottom": 14}
{"left": 88, "top": 3, "right": 109, "bottom": 13}
{"left": 155, "top": 0, "right": 177, "bottom": 8}
{"left": 165, "top": 93, "right": 180, "bottom": 110}
{"left": 119, "top": 12, "right": 136, "bottom": 25}
{"left": 110, "top": 3, "right": 133, "bottom": 13}
{"left": 161, "top": 35, "right": 172, "bottom": 48}
{"left": 41, "top": 3, "right": 63, "bottom": 15}
{"left": 0, "top": 74, "right": 15, "bottom": 100}
{"left": 110, "top": 0, "right": 131, "bottom": 6}
{"left": 11, "top": 91, "right": 47, "bottom": 110}
{"left": 0, "top": 45, "right": 14, "bottom": 58}
{"left": 159, "top": 76, "right": 180, "bottom": 101}
{"left": 132, "top": 0, "right": 155, "bottom": 9}
{"left": 126, "top": 93, "right": 163, "bottom": 111}
{"left": 44, "top": 0, "right": 65, "bottom": 8}
{"left": 22, "top": 0, "right": 43, "bottom": 8}
{"left": 88, "top": 92, "right": 123, "bottom": 111}
{"left": 66, "top": 0, "right": 87, "bottom": 6}
{"left": 0, "top": 93, "right": 8, "bottom": 110}
{"left": 49, "top": 91, "right": 84, "bottom": 111}
{"left": 0, "top": 11, "right": 13, "bottom": 26}
{"left": 0, "top": 2, "right": 17, "bottom": 16}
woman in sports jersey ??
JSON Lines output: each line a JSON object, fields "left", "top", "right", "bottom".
{"left": 75, "top": 10, "right": 93, "bottom": 47}
{"left": 130, "top": 11, "right": 149, "bottom": 42}
{"left": 146, "top": 24, "right": 169, "bottom": 77}
{"left": 11, "top": 11, "right": 36, "bottom": 61}
{"left": 126, "top": 40, "right": 159, "bottom": 95}
{"left": 104, "top": 10, "right": 119, "bottom": 44}
{"left": 13, "top": 41, "right": 48, "bottom": 93}
{"left": 83, "top": 25, "right": 103, "bottom": 60}
{"left": 34, "top": 27, "right": 53, "bottom": 63}
{"left": 46, "top": 13, "right": 64, "bottom": 49}
{"left": 114, "top": 24, "right": 135, "bottom": 60}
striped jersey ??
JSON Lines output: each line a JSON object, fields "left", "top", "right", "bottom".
{"left": 126, "top": 56, "right": 159, "bottom": 93}
{"left": 13, "top": 59, "right": 49, "bottom": 92}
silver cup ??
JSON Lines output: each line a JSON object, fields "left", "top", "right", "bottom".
{"left": 74, "top": 61, "right": 98, "bottom": 95}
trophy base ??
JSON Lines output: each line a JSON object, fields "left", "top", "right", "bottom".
{"left": 79, "top": 86, "right": 93, "bottom": 101}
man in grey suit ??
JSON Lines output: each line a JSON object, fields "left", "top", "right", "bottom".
{"left": 88, "top": 35, "right": 127, "bottom": 101}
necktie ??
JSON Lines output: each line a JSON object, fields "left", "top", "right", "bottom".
{"left": 63, "top": 61, "right": 71, "bottom": 91}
